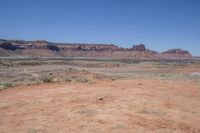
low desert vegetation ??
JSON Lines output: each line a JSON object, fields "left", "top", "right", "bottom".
{"left": 64, "top": 77, "right": 73, "bottom": 82}
{"left": 75, "top": 78, "right": 90, "bottom": 83}
{"left": 0, "top": 82, "right": 13, "bottom": 90}
{"left": 40, "top": 75, "right": 54, "bottom": 83}
{"left": 0, "top": 58, "right": 200, "bottom": 90}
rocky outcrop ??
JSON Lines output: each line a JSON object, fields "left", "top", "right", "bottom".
{"left": 162, "top": 49, "right": 191, "bottom": 54}
{"left": 0, "top": 42, "right": 25, "bottom": 51}
{"left": 160, "top": 49, "right": 192, "bottom": 59}
{"left": 0, "top": 39, "right": 192, "bottom": 59}
{"left": 56, "top": 43, "right": 119, "bottom": 51}
{"left": 131, "top": 44, "right": 146, "bottom": 51}
{"left": 26, "top": 40, "right": 59, "bottom": 51}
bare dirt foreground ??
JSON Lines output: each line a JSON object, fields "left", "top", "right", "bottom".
{"left": 0, "top": 79, "right": 200, "bottom": 133}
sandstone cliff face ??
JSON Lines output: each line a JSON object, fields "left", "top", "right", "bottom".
{"left": 162, "top": 49, "right": 191, "bottom": 54}
{"left": 57, "top": 44, "right": 119, "bottom": 51}
{"left": 26, "top": 40, "right": 59, "bottom": 51}
{"left": 0, "top": 39, "right": 192, "bottom": 59}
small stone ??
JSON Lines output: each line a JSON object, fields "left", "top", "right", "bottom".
{"left": 98, "top": 98, "right": 104, "bottom": 101}
{"left": 136, "top": 83, "right": 142, "bottom": 85}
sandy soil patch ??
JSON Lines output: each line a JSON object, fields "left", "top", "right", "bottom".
{"left": 0, "top": 79, "right": 200, "bottom": 133}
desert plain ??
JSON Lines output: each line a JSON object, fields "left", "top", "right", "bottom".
{"left": 0, "top": 58, "right": 200, "bottom": 133}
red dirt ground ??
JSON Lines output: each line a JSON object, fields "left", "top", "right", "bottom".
{"left": 0, "top": 79, "right": 200, "bottom": 133}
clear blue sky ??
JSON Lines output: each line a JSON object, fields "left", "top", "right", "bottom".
{"left": 0, "top": 0, "right": 200, "bottom": 55}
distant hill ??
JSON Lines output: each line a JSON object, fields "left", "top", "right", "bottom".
{"left": 0, "top": 39, "right": 192, "bottom": 59}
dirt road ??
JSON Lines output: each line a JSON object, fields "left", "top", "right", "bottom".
{"left": 0, "top": 79, "right": 200, "bottom": 133}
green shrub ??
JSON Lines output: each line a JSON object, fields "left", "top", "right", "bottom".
{"left": 76, "top": 78, "right": 89, "bottom": 83}
{"left": 40, "top": 76, "right": 53, "bottom": 83}
{"left": 65, "top": 78, "right": 72, "bottom": 82}
{"left": 68, "top": 68, "right": 73, "bottom": 71}
{"left": 0, "top": 83, "right": 13, "bottom": 90}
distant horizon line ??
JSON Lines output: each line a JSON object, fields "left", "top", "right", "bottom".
{"left": 1, "top": 38, "right": 197, "bottom": 56}
{"left": 0, "top": 37, "right": 189, "bottom": 48}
